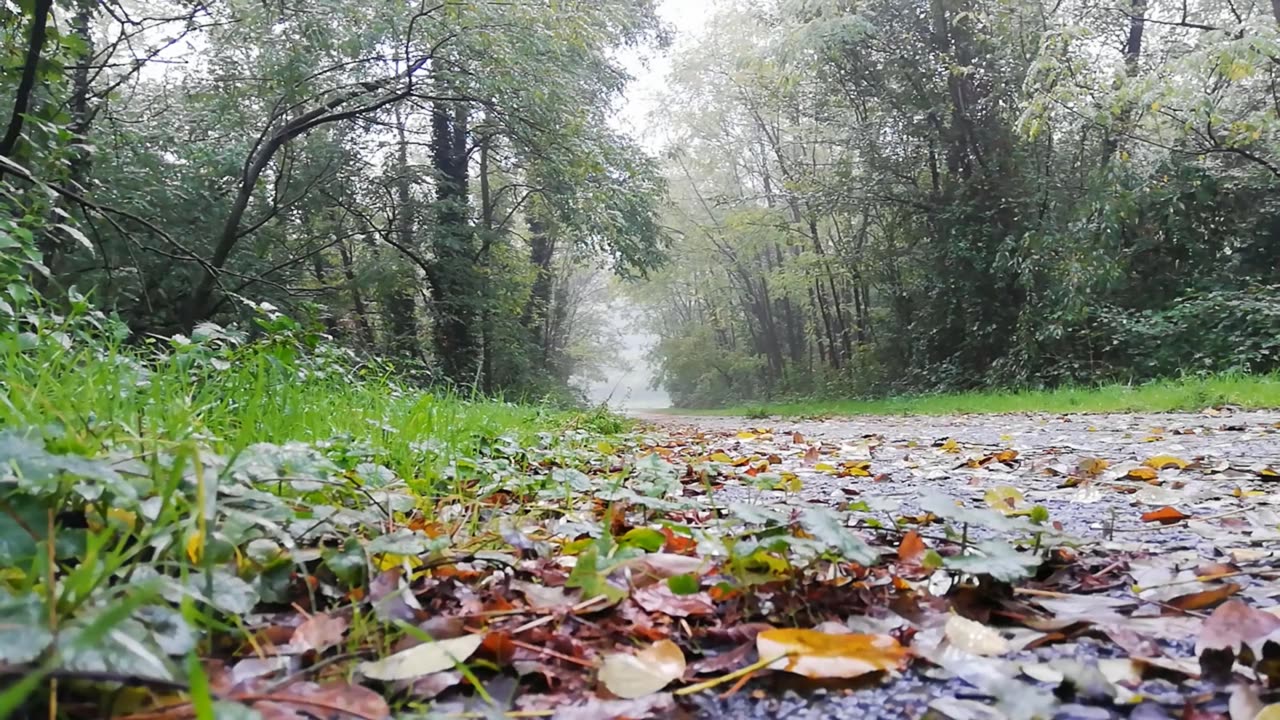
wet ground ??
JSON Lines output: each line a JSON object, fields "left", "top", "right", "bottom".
{"left": 634, "top": 410, "right": 1280, "bottom": 720}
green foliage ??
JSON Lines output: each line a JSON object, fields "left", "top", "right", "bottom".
{"left": 636, "top": 0, "right": 1280, "bottom": 407}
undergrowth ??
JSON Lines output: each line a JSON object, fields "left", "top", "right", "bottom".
{"left": 668, "top": 374, "right": 1280, "bottom": 418}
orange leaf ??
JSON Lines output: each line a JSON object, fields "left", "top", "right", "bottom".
{"left": 897, "top": 530, "right": 926, "bottom": 565}
{"left": 1141, "top": 506, "right": 1190, "bottom": 524}
{"left": 1167, "top": 583, "right": 1241, "bottom": 612}
{"left": 756, "top": 629, "right": 910, "bottom": 679}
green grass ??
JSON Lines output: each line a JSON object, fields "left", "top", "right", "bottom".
{"left": 0, "top": 328, "right": 576, "bottom": 487}
{"left": 665, "top": 374, "right": 1280, "bottom": 418}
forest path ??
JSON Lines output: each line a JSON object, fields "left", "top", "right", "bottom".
{"left": 629, "top": 409, "right": 1280, "bottom": 719}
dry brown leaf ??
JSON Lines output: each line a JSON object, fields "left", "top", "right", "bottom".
{"left": 598, "top": 639, "right": 686, "bottom": 699}
{"left": 756, "top": 628, "right": 909, "bottom": 679}
{"left": 631, "top": 585, "right": 716, "bottom": 617}
{"left": 289, "top": 613, "right": 349, "bottom": 654}
{"left": 251, "top": 681, "right": 391, "bottom": 720}
{"left": 1196, "top": 600, "right": 1280, "bottom": 656}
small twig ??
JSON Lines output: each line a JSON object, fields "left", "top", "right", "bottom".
{"left": 506, "top": 638, "right": 595, "bottom": 669}
{"left": 1132, "top": 568, "right": 1280, "bottom": 592}
{"left": 675, "top": 653, "right": 788, "bottom": 696}
{"left": 1108, "top": 507, "right": 1251, "bottom": 534}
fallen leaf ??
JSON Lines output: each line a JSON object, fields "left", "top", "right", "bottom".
{"left": 1141, "top": 506, "right": 1190, "bottom": 524}
{"left": 598, "top": 639, "right": 686, "bottom": 698}
{"left": 1256, "top": 705, "right": 1280, "bottom": 720}
{"left": 1144, "top": 455, "right": 1190, "bottom": 470}
{"left": 631, "top": 585, "right": 716, "bottom": 617}
{"left": 984, "top": 486, "right": 1025, "bottom": 514}
{"left": 1078, "top": 457, "right": 1110, "bottom": 476}
{"left": 1168, "top": 583, "right": 1241, "bottom": 612}
{"left": 898, "top": 530, "right": 926, "bottom": 566}
{"left": 250, "top": 681, "right": 391, "bottom": 720}
{"left": 288, "top": 613, "right": 349, "bottom": 654}
{"left": 755, "top": 628, "right": 909, "bottom": 679}
{"left": 357, "top": 633, "right": 484, "bottom": 681}
{"left": 1127, "top": 467, "right": 1160, "bottom": 482}
{"left": 944, "top": 615, "right": 1009, "bottom": 656}
{"left": 1196, "top": 600, "right": 1280, "bottom": 656}
{"left": 551, "top": 693, "right": 677, "bottom": 720}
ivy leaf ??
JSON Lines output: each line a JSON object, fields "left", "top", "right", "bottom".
{"left": 367, "top": 530, "right": 449, "bottom": 556}
{"left": 944, "top": 541, "right": 1042, "bottom": 582}
{"left": 799, "top": 507, "right": 878, "bottom": 565}
{"left": 0, "top": 591, "right": 52, "bottom": 664}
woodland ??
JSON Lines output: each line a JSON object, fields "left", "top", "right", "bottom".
{"left": 5, "top": 2, "right": 1280, "bottom": 720}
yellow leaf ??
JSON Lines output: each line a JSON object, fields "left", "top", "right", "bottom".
{"left": 736, "top": 431, "right": 757, "bottom": 440}
{"left": 707, "top": 452, "right": 733, "bottom": 464}
{"left": 815, "top": 462, "right": 838, "bottom": 474}
{"left": 1143, "top": 455, "right": 1189, "bottom": 470}
{"left": 374, "top": 553, "right": 421, "bottom": 572}
{"left": 994, "top": 449, "right": 1019, "bottom": 464}
{"left": 1150, "top": 101, "right": 1162, "bottom": 112}
{"left": 1255, "top": 704, "right": 1280, "bottom": 720}
{"left": 1126, "top": 467, "right": 1159, "bottom": 481}
{"left": 756, "top": 629, "right": 909, "bottom": 679}
{"left": 774, "top": 472, "right": 802, "bottom": 492}
{"left": 1077, "top": 457, "right": 1110, "bottom": 476}
{"left": 941, "top": 438, "right": 960, "bottom": 454}
{"left": 596, "top": 441, "right": 615, "bottom": 454}
{"left": 984, "top": 486, "right": 1026, "bottom": 514}
{"left": 599, "top": 640, "right": 686, "bottom": 698}
{"left": 185, "top": 531, "right": 204, "bottom": 564}
{"left": 842, "top": 460, "right": 872, "bottom": 477}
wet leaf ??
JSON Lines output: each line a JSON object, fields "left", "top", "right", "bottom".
{"left": 945, "top": 615, "right": 1010, "bottom": 656}
{"left": 799, "top": 507, "right": 877, "bottom": 565}
{"left": 1167, "top": 583, "right": 1241, "bottom": 612}
{"left": 756, "top": 628, "right": 909, "bottom": 678}
{"left": 598, "top": 639, "right": 686, "bottom": 698}
{"left": 1144, "top": 455, "right": 1190, "bottom": 470}
{"left": 1141, "top": 506, "right": 1190, "bottom": 524}
{"left": 944, "top": 541, "right": 1041, "bottom": 582}
{"left": 289, "top": 613, "right": 348, "bottom": 654}
{"left": 984, "top": 486, "right": 1026, "bottom": 514}
{"left": 1196, "top": 600, "right": 1280, "bottom": 656}
{"left": 357, "top": 633, "right": 484, "bottom": 681}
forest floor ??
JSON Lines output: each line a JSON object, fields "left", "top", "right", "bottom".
{"left": 630, "top": 408, "right": 1280, "bottom": 719}
{"left": 11, "top": 354, "right": 1280, "bottom": 720}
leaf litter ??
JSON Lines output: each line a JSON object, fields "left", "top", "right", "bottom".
{"left": 5, "top": 409, "right": 1280, "bottom": 718}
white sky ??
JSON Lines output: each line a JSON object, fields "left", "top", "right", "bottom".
{"left": 613, "top": 0, "right": 718, "bottom": 148}
{"left": 585, "top": 0, "right": 717, "bottom": 409}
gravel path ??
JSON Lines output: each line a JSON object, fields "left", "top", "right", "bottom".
{"left": 633, "top": 410, "right": 1280, "bottom": 720}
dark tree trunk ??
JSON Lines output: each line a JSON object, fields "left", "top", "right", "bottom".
{"left": 385, "top": 119, "right": 422, "bottom": 359}
{"left": 0, "top": 0, "right": 53, "bottom": 161}
{"left": 428, "top": 100, "right": 477, "bottom": 383}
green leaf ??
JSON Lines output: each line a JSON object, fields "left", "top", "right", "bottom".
{"left": 666, "top": 573, "right": 701, "bottom": 595}
{"left": 367, "top": 529, "right": 448, "bottom": 556}
{"left": 0, "top": 591, "right": 52, "bottom": 664}
{"left": 566, "top": 546, "right": 627, "bottom": 604}
{"left": 944, "top": 541, "right": 1042, "bottom": 582}
{"left": 620, "top": 527, "right": 665, "bottom": 552}
{"left": 799, "top": 507, "right": 878, "bottom": 565}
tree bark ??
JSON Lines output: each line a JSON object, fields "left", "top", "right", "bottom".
{"left": 0, "top": 0, "right": 54, "bottom": 161}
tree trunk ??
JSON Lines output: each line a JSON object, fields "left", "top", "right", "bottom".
{"left": 428, "top": 100, "right": 477, "bottom": 383}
